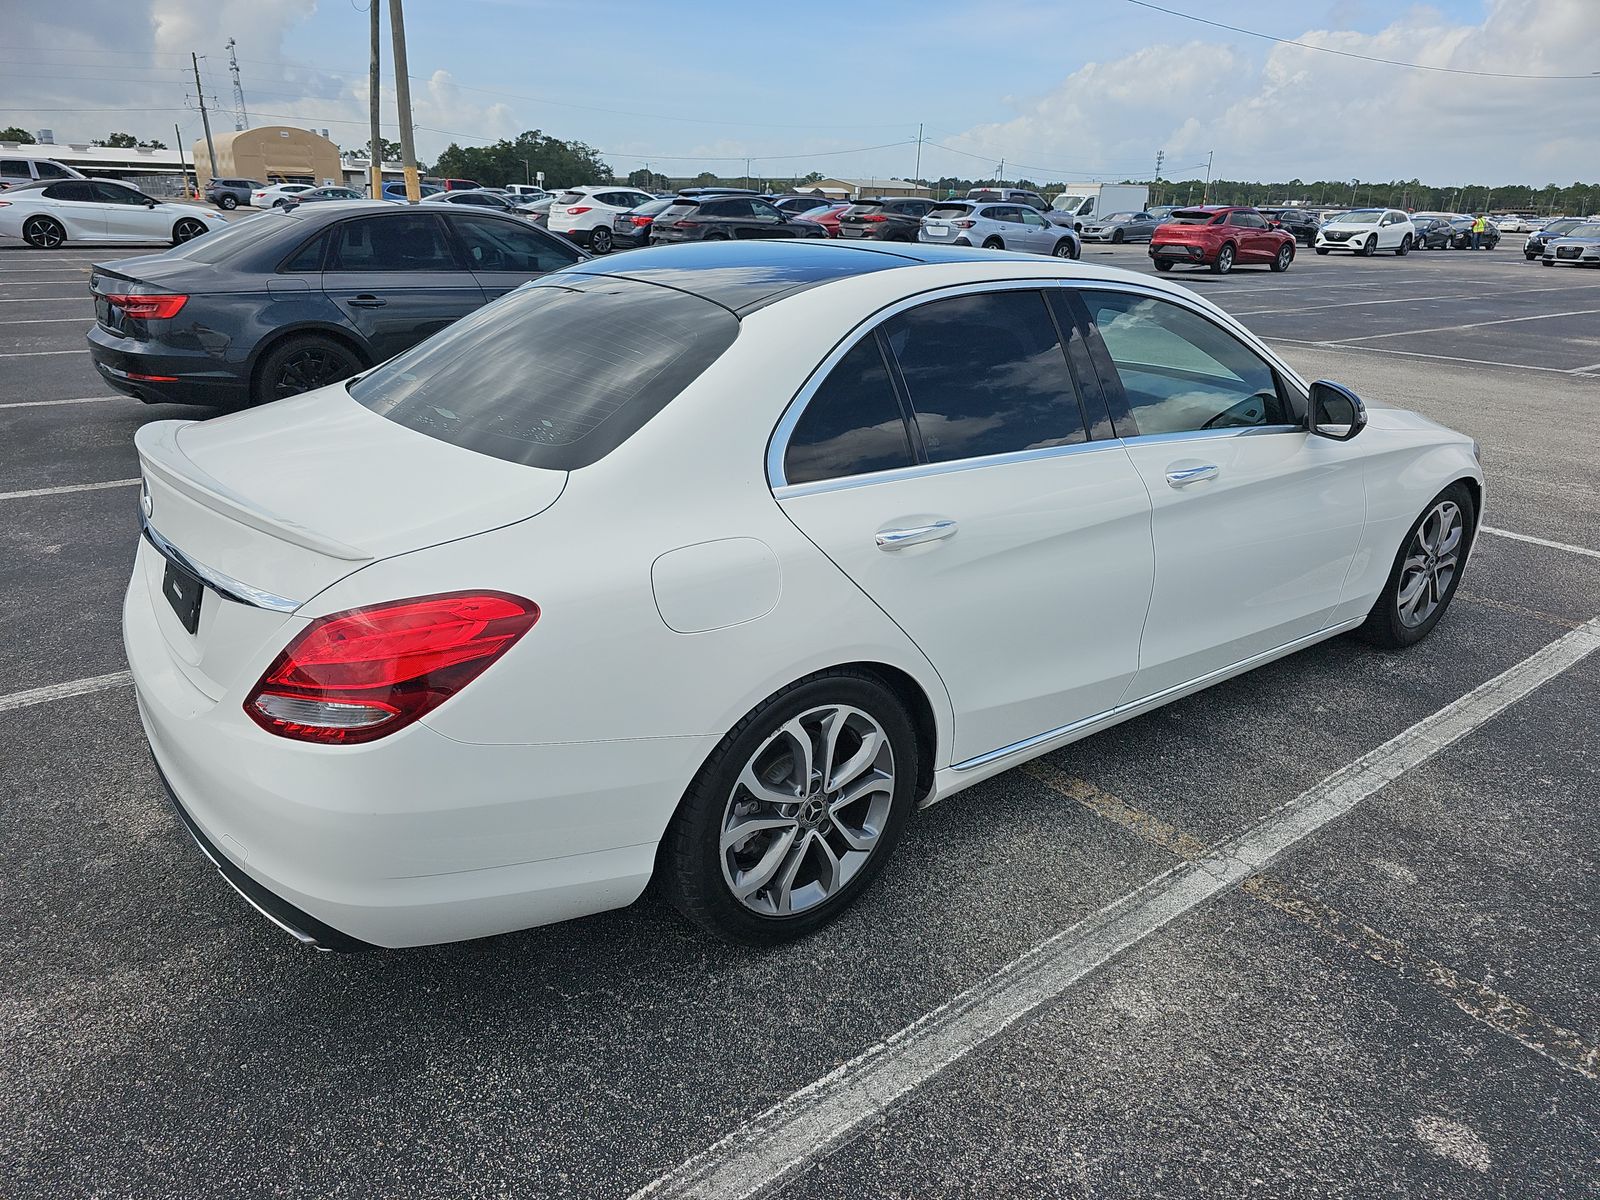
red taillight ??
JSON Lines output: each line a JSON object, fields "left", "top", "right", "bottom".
{"left": 860, "top": 213, "right": 887, "bottom": 222}
{"left": 953, "top": 219, "right": 976, "bottom": 229}
{"left": 566, "top": 206, "right": 591, "bottom": 215}
{"left": 244, "top": 591, "right": 539, "bottom": 744}
{"left": 631, "top": 216, "right": 652, "bottom": 227}
{"left": 105, "top": 293, "right": 188, "bottom": 320}
{"left": 672, "top": 219, "right": 700, "bottom": 229}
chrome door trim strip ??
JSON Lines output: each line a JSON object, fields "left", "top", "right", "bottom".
{"left": 951, "top": 618, "right": 1366, "bottom": 772}
{"left": 773, "top": 437, "right": 1120, "bottom": 501}
{"left": 140, "top": 512, "right": 303, "bottom": 613}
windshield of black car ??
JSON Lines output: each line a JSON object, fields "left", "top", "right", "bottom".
{"left": 349, "top": 277, "right": 740, "bottom": 470}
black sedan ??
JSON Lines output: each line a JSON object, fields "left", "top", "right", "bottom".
{"left": 1443, "top": 216, "right": 1499, "bottom": 250}
{"left": 837, "top": 197, "right": 938, "bottom": 243}
{"left": 1523, "top": 217, "right": 1586, "bottom": 260}
{"left": 610, "top": 197, "right": 675, "bottom": 250}
{"left": 86, "top": 201, "right": 585, "bottom": 408}
{"left": 648, "top": 193, "right": 828, "bottom": 245}
{"left": 1411, "top": 217, "right": 1455, "bottom": 250}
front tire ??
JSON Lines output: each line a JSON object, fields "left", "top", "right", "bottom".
{"left": 1270, "top": 243, "right": 1293, "bottom": 272}
{"left": 657, "top": 670, "right": 919, "bottom": 946}
{"left": 22, "top": 215, "right": 65, "bottom": 249}
{"left": 1211, "top": 243, "right": 1235, "bottom": 274}
{"left": 1360, "top": 235, "right": 1378, "bottom": 257}
{"left": 172, "top": 218, "right": 208, "bottom": 245}
{"left": 251, "top": 334, "right": 365, "bottom": 406}
{"left": 1052, "top": 238, "right": 1075, "bottom": 259}
{"left": 1315, "top": 246, "right": 1330, "bottom": 255}
{"left": 589, "top": 226, "right": 613, "bottom": 254}
{"left": 1358, "top": 483, "right": 1474, "bottom": 649}
{"left": 1111, "top": 228, "right": 1124, "bottom": 244}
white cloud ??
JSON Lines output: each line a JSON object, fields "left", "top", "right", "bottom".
{"left": 937, "top": 0, "right": 1600, "bottom": 185}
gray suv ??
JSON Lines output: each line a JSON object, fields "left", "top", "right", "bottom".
{"left": 204, "top": 178, "right": 264, "bottom": 210}
{"left": 919, "top": 201, "right": 1080, "bottom": 257}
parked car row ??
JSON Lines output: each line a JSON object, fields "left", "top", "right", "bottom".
{"left": 1538, "top": 220, "right": 1600, "bottom": 267}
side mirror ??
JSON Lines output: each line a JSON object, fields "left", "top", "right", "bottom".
{"left": 1308, "top": 380, "right": 1367, "bottom": 442}
{"left": 145, "top": 198, "right": 157, "bottom": 208}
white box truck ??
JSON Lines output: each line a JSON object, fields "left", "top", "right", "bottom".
{"left": 1049, "top": 183, "right": 1151, "bottom": 230}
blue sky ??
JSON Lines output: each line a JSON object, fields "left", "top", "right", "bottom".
{"left": 4, "top": 1, "right": 1596, "bottom": 184}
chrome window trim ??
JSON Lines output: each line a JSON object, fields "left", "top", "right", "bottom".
{"left": 140, "top": 512, "right": 303, "bottom": 613}
{"left": 1112, "top": 424, "right": 1303, "bottom": 447}
{"left": 774, "top": 438, "right": 1120, "bottom": 501}
{"left": 766, "top": 278, "right": 1094, "bottom": 491}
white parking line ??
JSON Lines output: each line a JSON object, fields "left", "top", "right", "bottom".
{"left": 0, "top": 297, "right": 92, "bottom": 304}
{"left": 0, "top": 316, "right": 92, "bottom": 324}
{"left": 1329, "top": 307, "right": 1600, "bottom": 343}
{"left": 0, "top": 395, "right": 117, "bottom": 409}
{"left": 0, "top": 349, "right": 90, "bottom": 359}
{"left": 1265, "top": 337, "right": 1589, "bottom": 376}
{"left": 0, "top": 478, "right": 138, "bottom": 501}
{"left": 1570, "top": 361, "right": 1600, "bottom": 376}
{"left": 1231, "top": 281, "right": 1600, "bottom": 318}
{"left": 0, "top": 670, "right": 133, "bottom": 715}
{"left": 1481, "top": 526, "right": 1600, "bottom": 560}
{"left": 630, "top": 616, "right": 1600, "bottom": 1200}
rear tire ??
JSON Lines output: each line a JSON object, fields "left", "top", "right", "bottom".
{"left": 22, "top": 215, "right": 65, "bottom": 249}
{"left": 251, "top": 334, "right": 365, "bottom": 406}
{"left": 1153, "top": 259, "right": 1174, "bottom": 271}
{"left": 589, "top": 226, "right": 613, "bottom": 254}
{"left": 1396, "top": 234, "right": 1412, "bottom": 256}
{"left": 1357, "top": 482, "right": 1475, "bottom": 649}
{"left": 1211, "top": 243, "right": 1235, "bottom": 274}
{"left": 982, "top": 237, "right": 1004, "bottom": 250}
{"left": 657, "top": 669, "right": 919, "bottom": 946}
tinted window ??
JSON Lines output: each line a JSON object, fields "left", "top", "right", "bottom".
{"left": 1081, "top": 291, "right": 1292, "bottom": 435}
{"left": 451, "top": 216, "right": 581, "bottom": 272}
{"left": 0, "top": 159, "right": 29, "bottom": 177}
{"left": 883, "top": 290, "right": 1085, "bottom": 462}
{"left": 93, "top": 182, "right": 148, "bottom": 205}
{"left": 280, "top": 231, "right": 327, "bottom": 273}
{"left": 1168, "top": 210, "right": 1221, "bottom": 225}
{"left": 927, "top": 205, "right": 971, "bottom": 220}
{"left": 42, "top": 181, "right": 95, "bottom": 202}
{"left": 750, "top": 199, "right": 782, "bottom": 219}
{"left": 784, "top": 338, "right": 914, "bottom": 486}
{"left": 34, "top": 161, "right": 71, "bottom": 179}
{"left": 351, "top": 277, "right": 740, "bottom": 470}
{"left": 326, "top": 214, "right": 458, "bottom": 271}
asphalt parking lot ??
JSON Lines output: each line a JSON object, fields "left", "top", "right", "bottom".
{"left": 2, "top": 236, "right": 1597, "bottom": 1198}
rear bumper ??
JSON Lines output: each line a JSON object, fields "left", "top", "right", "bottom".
{"left": 1150, "top": 242, "right": 1210, "bottom": 263}
{"left": 87, "top": 323, "right": 249, "bottom": 407}
{"left": 124, "top": 564, "right": 689, "bottom": 949}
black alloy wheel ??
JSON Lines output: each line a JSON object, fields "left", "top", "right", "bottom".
{"left": 172, "top": 218, "right": 208, "bottom": 245}
{"left": 253, "top": 335, "right": 365, "bottom": 406}
{"left": 1111, "top": 228, "right": 1124, "bottom": 244}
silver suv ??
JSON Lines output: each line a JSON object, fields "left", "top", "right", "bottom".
{"left": 919, "top": 201, "right": 1080, "bottom": 257}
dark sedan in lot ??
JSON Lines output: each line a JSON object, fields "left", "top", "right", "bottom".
{"left": 610, "top": 197, "right": 675, "bottom": 249}
{"left": 1522, "top": 217, "right": 1585, "bottom": 260}
{"left": 1258, "top": 207, "right": 1321, "bottom": 246}
{"left": 86, "top": 201, "right": 585, "bottom": 408}
{"left": 648, "top": 193, "right": 828, "bottom": 244}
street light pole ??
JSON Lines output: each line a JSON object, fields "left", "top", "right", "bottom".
{"left": 1202, "top": 150, "right": 1213, "bottom": 204}
{"left": 388, "top": 0, "right": 421, "bottom": 202}
{"left": 521, "top": 158, "right": 531, "bottom": 185}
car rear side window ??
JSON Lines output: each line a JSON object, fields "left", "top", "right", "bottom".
{"left": 42, "top": 181, "right": 94, "bottom": 202}
{"left": 350, "top": 277, "right": 740, "bottom": 470}
{"left": 326, "top": 213, "right": 459, "bottom": 271}
{"left": 1079, "top": 290, "right": 1294, "bottom": 435}
{"left": 34, "top": 161, "right": 71, "bottom": 179}
{"left": 783, "top": 337, "right": 915, "bottom": 486}
{"left": 882, "top": 290, "right": 1087, "bottom": 462}
{"left": 451, "top": 216, "right": 582, "bottom": 272}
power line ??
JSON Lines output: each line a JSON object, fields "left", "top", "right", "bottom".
{"left": 1120, "top": 0, "right": 1600, "bottom": 80}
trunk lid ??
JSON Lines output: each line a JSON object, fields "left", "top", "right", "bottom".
{"left": 134, "top": 386, "right": 567, "bottom": 698}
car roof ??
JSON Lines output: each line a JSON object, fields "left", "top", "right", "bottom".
{"left": 556, "top": 239, "right": 1074, "bottom": 316}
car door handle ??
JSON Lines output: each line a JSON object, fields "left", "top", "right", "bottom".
{"left": 876, "top": 520, "right": 958, "bottom": 550}
{"left": 1165, "top": 464, "right": 1219, "bottom": 487}
{"left": 346, "top": 294, "right": 386, "bottom": 308}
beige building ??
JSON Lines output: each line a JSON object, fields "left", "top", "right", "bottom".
{"left": 798, "top": 177, "right": 932, "bottom": 199}
{"left": 192, "top": 126, "right": 344, "bottom": 187}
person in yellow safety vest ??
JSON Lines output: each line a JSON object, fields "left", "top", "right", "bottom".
{"left": 1471, "top": 213, "right": 1487, "bottom": 250}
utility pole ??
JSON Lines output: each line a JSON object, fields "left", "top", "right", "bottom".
{"left": 1350, "top": 179, "right": 1359, "bottom": 206}
{"left": 226, "top": 38, "right": 250, "bottom": 130}
{"left": 174, "top": 124, "right": 191, "bottom": 197}
{"left": 913, "top": 123, "right": 923, "bottom": 189}
{"left": 388, "top": 0, "right": 421, "bottom": 202}
{"left": 1154, "top": 149, "right": 1164, "bottom": 205}
{"left": 367, "top": 0, "right": 383, "bottom": 199}
{"left": 190, "top": 53, "right": 218, "bottom": 182}
{"left": 1202, "top": 150, "right": 1213, "bottom": 203}
{"left": 745, "top": 158, "right": 751, "bottom": 190}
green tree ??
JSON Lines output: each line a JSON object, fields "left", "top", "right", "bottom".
{"left": 627, "top": 167, "right": 668, "bottom": 191}
{"left": 93, "top": 132, "right": 140, "bottom": 148}
{"left": 139, "top": 138, "right": 166, "bottom": 149}
{"left": 366, "top": 138, "right": 402, "bottom": 163}
{"left": 431, "top": 129, "right": 609, "bottom": 189}
{"left": 0, "top": 126, "right": 35, "bottom": 144}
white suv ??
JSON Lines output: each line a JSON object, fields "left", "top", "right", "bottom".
{"left": 1315, "top": 209, "right": 1415, "bottom": 257}
{"left": 547, "top": 185, "right": 656, "bottom": 252}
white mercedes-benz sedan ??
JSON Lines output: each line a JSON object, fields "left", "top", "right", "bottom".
{"left": 0, "top": 178, "right": 228, "bottom": 248}
{"left": 125, "top": 241, "right": 1484, "bottom": 950}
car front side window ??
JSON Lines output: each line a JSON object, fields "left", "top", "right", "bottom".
{"left": 1079, "top": 290, "right": 1297, "bottom": 436}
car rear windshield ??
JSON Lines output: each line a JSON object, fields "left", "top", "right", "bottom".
{"left": 845, "top": 202, "right": 885, "bottom": 213}
{"left": 556, "top": 191, "right": 585, "bottom": 204}
{"left": 349, "top": 277, "right": 740, "bottom": 470}
{"left": 926, "top": 205, "right": 971, "bottom": 219}
{"left": 1167, "top": 210, "right": 1220, "bottom": 224}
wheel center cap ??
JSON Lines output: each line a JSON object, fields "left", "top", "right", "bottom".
{"left": 799, "top": 798, "right": 826, "bottom": 829}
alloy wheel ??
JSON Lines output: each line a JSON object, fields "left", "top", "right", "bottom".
{"left": 1396, "top": 500, "right": 1463, "bottom": 628}
{"left": 272, "top": 345, "right": 358, "bottom": 400}
{"left": 720, "top": 704, "right": 895, "bottom": 916}
{"left": 173, "top": 219, "right": 206, "bottom": 244}
{"left": 590, "top": 227, "right": 612, "bottom": 254}
{"left": 23, "top": 217, "right": 64, "bottom": 249}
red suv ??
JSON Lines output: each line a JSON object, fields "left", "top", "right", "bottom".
{"left": 1149, "top": 206, "right": 1296, "bottom": 274}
